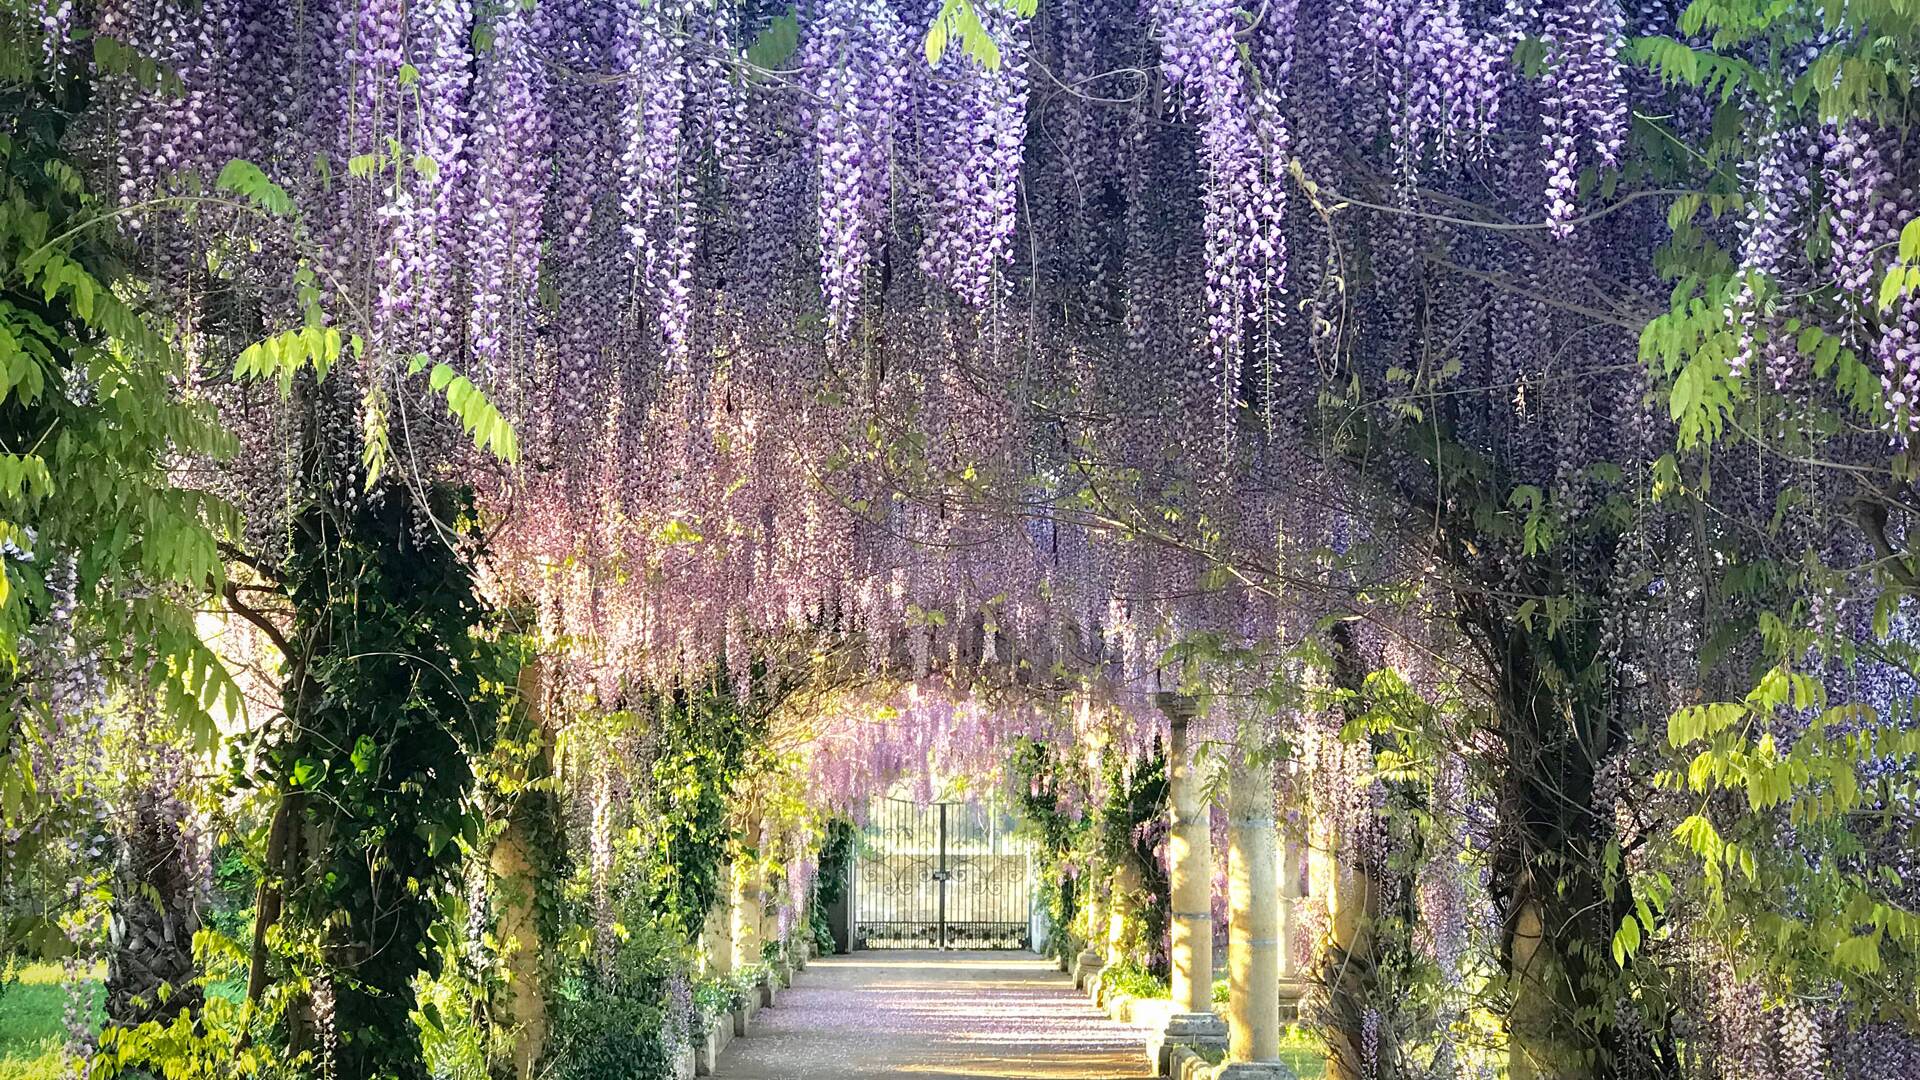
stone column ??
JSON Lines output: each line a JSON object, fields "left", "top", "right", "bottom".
{"left": 1097, "top": 860, "right": 1143, "bottom": 1004}
{"left": 1106, "top": 859, "right": 1140, "bottom": 968}
{"left": 1074, "top": 864, "right": 1108, "bottom": 990}
{"left": 494, "top": 658, "right": 552, "bottom": 1080}
{"left": 1220, "top": 740, "right": 1286, "bottom": 1078}
{"left": 1147, "top": 693, "right": 1226, "bottom": 1076}
{"left": 704, "top": 884, "right": 733, "bottom": 977}
{"left": 1277, "top": 831, "right": 1305, "bottom": 981}
{"left": 731, "top": 820, "right": 766, "bottom": 971}
{"left": 1166, "top": 699, "right": 1212, "bottom": 1015}
{"left": 1276, "top": 828, "right": 1308, "bottom": 1017}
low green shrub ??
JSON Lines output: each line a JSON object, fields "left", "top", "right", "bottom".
{"left": 808, "top": 908, "right": 834, "bottom": 955}
{"left": 1099, "top": 959, "right": 1167, "bottom": 1000}
{"left": 691, "top": 978, "right": 734, "bottom": 1026}
{"left": 546, "top": 976, "right": 672, "bottom": 1080}
{"left": 727, "top": 962, "right": 770, "bottom": 1007}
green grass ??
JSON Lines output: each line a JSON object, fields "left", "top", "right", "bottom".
{"left": 1278, "top": 1026, "right": 1325, "bottom": 1079}
{"left": 0, "top": 964, "right": 101, "bottom": 1080}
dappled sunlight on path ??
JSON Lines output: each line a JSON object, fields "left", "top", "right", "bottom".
{"left": 714, "top": 951, "right": 1150, "bottom": 1079}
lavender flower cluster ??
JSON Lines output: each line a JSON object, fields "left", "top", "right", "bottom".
{"left": 808, "top": 0, "right": 910, "bottom": 335}
{"left": 914, "top": 2, "right": 1032, "bottom": 311}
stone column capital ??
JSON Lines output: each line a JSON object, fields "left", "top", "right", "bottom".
{"left": 1154, "top": 691, "right": 1198, "bottom": 723}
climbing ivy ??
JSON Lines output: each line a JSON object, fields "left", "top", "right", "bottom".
{"left": 1094, "top": 744, "right": 1169, "bottom": 977}
{"left": 638, "top": 667, "right": 767, "bottom": 939}
{"left": 808, "top": 818, "right": 854, "bottom": 954}
{"left": 1008, "top": 737, "right": 1089, "bottom": 962}
{"left": 252, "top": 481, "right": 513, "bottom": 1080}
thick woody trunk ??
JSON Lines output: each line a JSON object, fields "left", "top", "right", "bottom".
{"left": 1471, "top": 601, "right": 1670, "bottom": 1079}
{"left": 492, "top": 658, "right": 555, "bottom": 1080}
{"left": 1506, "top": 901, "right": 1568, "bottom": 1080}
{"left": 106, "top": 783, "right": 204, "bottom": 1029}
{"left": 1318, "top": 623, "right": 1377, "bottom": 1080}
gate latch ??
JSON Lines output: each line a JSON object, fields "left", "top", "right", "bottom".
{"left": 931, "top": 869, "right": 953, "bottom": 882}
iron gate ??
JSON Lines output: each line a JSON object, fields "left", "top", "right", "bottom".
{"left": 853, "top": 796, "right": 1032, "bottom": 949}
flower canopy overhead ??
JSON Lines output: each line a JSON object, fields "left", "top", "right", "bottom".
{"left": 55, "top": 0, "right": 1903, "bottom": 754}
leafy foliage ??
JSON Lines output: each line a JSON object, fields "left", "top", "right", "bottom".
{"left": 253, "top": 482, "right": 514, "bottom": 1080}
{"left": 636, "top": 672, "right": 766, "bottom": 939}
{"left": 0, "top": 73, "right": 237, "bottom": 714}
{"left": 1007, "top": 737, "right": 1089, "bottom": 962}
{"left": 807, "top": 818, "right": 854, "bottom": 954}
{"left": 1627, "top": 0, "right": 1920, "bottom": 1023}
{"left": 1652, "top": 658, "right": 1920, "bottom": 1019}
{"left": 0, "top": 46, "right": 239, "bottom": 973}
{"left": 1092, "top": 745, "right": 1169, "bottom": 977}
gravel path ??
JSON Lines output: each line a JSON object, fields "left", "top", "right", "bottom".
{"left": 713, "top": 950, "right": 1152, "bottom": 1079}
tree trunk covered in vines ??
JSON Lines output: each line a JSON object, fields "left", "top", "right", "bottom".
{"left": 252, "top": 387, "right": 508, "bottom": 1080}
{"left": 1342, "top": 407, "right": 1679, "bottom": 1078}
{"left": 106, "top": 783, "right": 204, "bottom": 1029}
{"left": 1317, "top": 620, "right": 1377, "bottom": 1080}
{"left": 1462, "top": 594, "right": 1676, "bottom": 1080}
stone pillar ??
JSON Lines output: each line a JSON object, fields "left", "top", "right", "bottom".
{"left": 494, "top": 658, "right": 552, "bottom": 1080}
{"left": 731, "top": 820, "right": 766, "bottom": 971}
{"left": 1166, "top": 700, "right": 1211, "bottom": 1016}
{"left": 1277, "top": 831, "right": 1305, "bottom": 981}
{"left": 1074, "top": 864, "right": 1108, "bottom": 990}
{"left": 704, "top": 886, "right": 733, "bottom": 978}
{"left": 1220, "top": 742, "right": 1286, "bottom": 1078}
{"left": 1106, "top": 860, "right": 1138, "bottom": 968}
{"left": 492, "top": 827, "right": 544, "bottom": 1080}
{"left": 1147, "top": 693, "right": 1226, "bottom": 1076}
{"left": 1276, "top": 828, "right": 1308, "bottom": 1018}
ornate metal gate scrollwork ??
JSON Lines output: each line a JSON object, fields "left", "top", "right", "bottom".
{"left": 853, "top": 795, "right": 1032, "bottom": 949}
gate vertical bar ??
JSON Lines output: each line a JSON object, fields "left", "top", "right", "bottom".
{"left": 937, "top": 803, "right": 949, "bottom": 950}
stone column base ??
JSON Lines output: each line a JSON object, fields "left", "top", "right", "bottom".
{"left": 693, "top": 1021, "right": 720, "bottom": 1076}
{"left": 1213, "top": 1064, "right": 1297, "bottom": 1080}
{"left": 1276, "top": 977, "right": 1310, "bottom": 1022}
{"left": 1147, "top": 1011, "right": 1229, "bottom": 1077}
{"left": 1072, "top": 950, "right": 1105, "bottom": 990}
